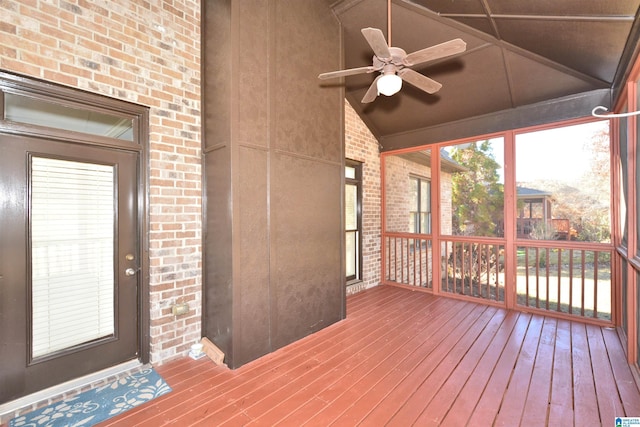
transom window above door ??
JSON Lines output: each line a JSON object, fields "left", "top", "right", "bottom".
{"left": 3, "top": 92, "right": 134, "bottom": 140}
{"left": 0, "top": 72, "right": 146, "bottom": 146}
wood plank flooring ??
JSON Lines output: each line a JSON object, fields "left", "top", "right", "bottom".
{"left": 99, "top": 285, "right": 640, "bottom": 426}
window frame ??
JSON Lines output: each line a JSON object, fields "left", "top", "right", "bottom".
{"left": 409, "top": 175, "right": 432, "bottom": 235}
{"left": 346, "top": 159, "right": 363, "bottom": 283}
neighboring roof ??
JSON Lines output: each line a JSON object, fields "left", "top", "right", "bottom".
{"left": 517, "top": 186, "right": 553, "bottom": 198}
{"left": 328, "top": 0, "right": 640, "bottom": 150}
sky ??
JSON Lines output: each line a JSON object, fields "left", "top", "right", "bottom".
{"left": 452, "top": 120, "right": 610, "bottom": 184}
{"left": 514, "top": 120, "right": 609, "bottom": 183}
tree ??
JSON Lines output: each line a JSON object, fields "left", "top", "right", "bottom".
{"left": 449, "top": 140, "right": 504, "bottom": 237}
{"left": 540, "top": 127, "right": 611, "bottom": 242}
{"left": 579, "top": 127, "right": 611, "bottom": 242}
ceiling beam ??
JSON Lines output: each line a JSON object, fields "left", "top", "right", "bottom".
{"left": 379, "top": 89, "right": 612, "bottom": 152}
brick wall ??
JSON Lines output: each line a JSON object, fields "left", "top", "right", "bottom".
{"left": 382, "top": 150, "right": 455, "bottom": 290}
{"left": 384, "top": 155, "right": 432, "bottom": 233}
{"left": 441, "top": 170, "right": 454, "bottom": 235}
{"left": 345, "top": 100, "right": 381, "bottom": 294}
{"left": 0, "top": 0, "right": 202, "bottom": 364}
{"left": 384, "top": 153, "right": 454, "bottom": 235}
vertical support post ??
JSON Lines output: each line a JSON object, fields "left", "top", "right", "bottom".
{"left": 627, "top": 80, "right": 638, "bottom": 364}
{"left": 504, "top": 131, "right": 517, "bottom": 309}
{"left": 431, "top": 146, "right": 442, "bottom": 295}
{"left": 381, "top": 154, "right": 387, "bottom": 285}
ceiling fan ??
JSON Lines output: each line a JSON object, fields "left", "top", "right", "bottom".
{"left": 318, "top": 0, "right": 466, "bottom": 103}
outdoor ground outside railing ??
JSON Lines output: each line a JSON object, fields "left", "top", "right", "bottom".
{"left": 383, "top": 233, "right": 613, "bottom": 323}
{"left": 516, "top": 243, "right": 612, "bottom": 321}
{"left": 384, "top": 233, "right": 433, "bottom": 289}
{"left": 441, "top": 238, "right": 505, "bottom": 304}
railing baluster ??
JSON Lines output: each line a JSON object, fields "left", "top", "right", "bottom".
{"left": 525, "top": 247, "right": 530, "bottom": 307}
{"left": 390, "top": 236, "right": 394, "bottom": 282}
{"left": 468, "top": 242, "right": 472, "bottom": 296}
{"left": 545, "top": 247, "right": 550, "bottom": 310}
{"left": 462, "top": 242, "right": 467, "bottom": 295}
{"left": 557, "top": 248, "right": 562, "bottom": 312}
{"left": 594, "top": 250, "right": 599, "bottom": 318}
{"left": 420, "top": 238, "right": 424, "bottom": 287}
{"left": 477, "top": 243, "right": 482, "bottom": 297}
{"left": 486, "top": 244, "right": 490, "bottom": 299}
{"left": 419, "top": 238, "right": 423, "bottom": 287}
{"left": 453, "top": 242, "right": 458, "bottom": 293}
{"left": 386, "top": 236, "right": 390, "bottom": 281}
{"left": 388, "top": 236, "right": 391, "bottom": 282}
{"left": 412, "top": 238, "right": 416, "bottom": 286}
{"left": 399, "top": 238, "right": 403, "bottom": 284}
{"left": 535, "top": 247, "right": 540, "bottom": 309}
{"left": 581, "top": 250, "right": 586, "bottom": 317}
{"left": 447, "top": 241, "right": 452, "bottom": 292}
{"left": 580, "top": 250, "right": 586, "bottom": 317}
{"left": 569, "top": 249, "right": 574, "bottom": 315}
{"left": 472, "top": 242, "right": 476, "bottom": 296}
{"left": 393, "top": 237, "right": 398, "bottom": 282}
{"left": 442, "top": 241, "right": 447, "bottom": 292}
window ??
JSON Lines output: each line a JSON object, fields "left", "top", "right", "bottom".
{"left": 3, "top": 92, "right": 135, "bottom": 141}
{"left": 31, "top": 157, "right": 116, "bottom": 357}
{"left": 409, "top": 176, "right": 431, "bottom": 234}
{"left": 346, "top": 160, "right": 362, "bottom": 282}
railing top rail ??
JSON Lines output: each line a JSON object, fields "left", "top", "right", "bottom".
{"left": 383, "top": 231, "right": 432, "bottom": 239}
{"left": 515, "top": 240, "right": 614, "bottom": 251}
{"left": 437, "top": 235, "right": 506, "bottom": 244}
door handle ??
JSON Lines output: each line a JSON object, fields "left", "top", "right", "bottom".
{"left": 125, "top": 268, "right": 137, "bottom": 277}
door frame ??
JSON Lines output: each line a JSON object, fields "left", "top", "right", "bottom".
{"left": 0, "top": 71, "right": 150, "bottom": 371}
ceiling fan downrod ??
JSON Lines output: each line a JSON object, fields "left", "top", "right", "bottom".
{"left": 387, "top": 0, "right": 392, "bottom": 46}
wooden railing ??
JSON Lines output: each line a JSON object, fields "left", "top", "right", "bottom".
{"left": 516, "top": 244, "right": 612, "bottom": 321}
{"left": 383, "top": 233, "right": 613, "bottom": 323}
{"left": 441, "top": 238, "right": 505, "bottom": 304}
{"left": 384, "top": 233, "right": 432, "bottom": 289}
{"left": 516, "top": 218, "right": 574, "bottom": 240}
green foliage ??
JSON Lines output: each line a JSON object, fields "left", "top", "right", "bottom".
{"left": 450, "top": 141, "right": 504, "bottom": 237}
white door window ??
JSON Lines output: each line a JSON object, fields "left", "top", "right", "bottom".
{"left": 31, "top": 157, "right": 115, "bottom": 358}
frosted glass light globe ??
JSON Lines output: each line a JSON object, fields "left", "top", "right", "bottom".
{"left": 377, "top": 73, "right": 402, "bottom": 96}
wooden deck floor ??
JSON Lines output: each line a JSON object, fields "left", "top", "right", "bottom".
{"left": 100, "top": 285, "right": 640, "bottom": 426}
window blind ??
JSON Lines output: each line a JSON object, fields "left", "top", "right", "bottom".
{"left": 31, "top": 157, "right": 115, "bottom": 358}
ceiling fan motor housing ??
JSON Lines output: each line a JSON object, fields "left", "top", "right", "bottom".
{"left": 373, "top": 46, "right": 408, "bottom": 71}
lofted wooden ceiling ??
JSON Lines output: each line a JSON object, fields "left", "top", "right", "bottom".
{"left": 326, "top": 0, "right": 640, "bottom": 150}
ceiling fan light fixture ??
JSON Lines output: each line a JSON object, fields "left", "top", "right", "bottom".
{"left": 377, "top": 72, "right": 402, "bottom": 96}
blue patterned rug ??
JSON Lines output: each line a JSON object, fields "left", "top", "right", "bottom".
{"left": 10, "top": 367, "right": 171, "bottom": 427}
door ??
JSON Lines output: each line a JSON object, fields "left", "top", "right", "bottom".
{"left": 0, "top": 133, "right": 140, "bottom": 403}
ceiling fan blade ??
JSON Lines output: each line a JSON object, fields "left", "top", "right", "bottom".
{"left": 361, "top": 75, "right": 381, "bottom": 103}
{"left": 403, "top": 38, "right": 467, "bottom": 67}
{"left": 318, "top": 65, "right": 376, "bottom": 80}
{"left": 361, "top": 27, "right": 392, "bottom": 60}
{"left": 398, "top": 69, "right": 442, "bottom": 94}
